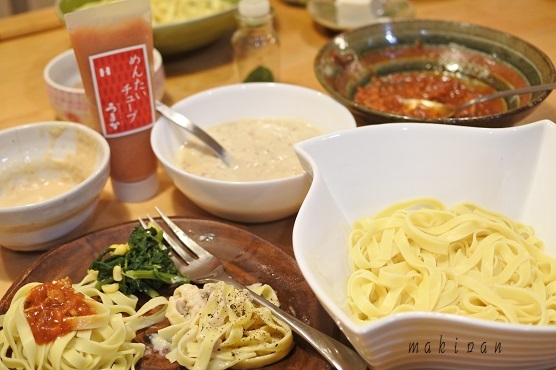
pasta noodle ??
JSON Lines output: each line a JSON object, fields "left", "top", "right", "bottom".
{"left": 0, "top": 270, "right": 168, "bottom": 370}
{"left": 347, "top": 198, "right": 556, "bottom": 325}
{"left": 76, "top": 0, "right": 237, "bottom": 25}
{"left": 154, "top": 281, "right": 293, "bottom": 370}
{"left": 150, "top": 0, "right": 236, "bottom": 24}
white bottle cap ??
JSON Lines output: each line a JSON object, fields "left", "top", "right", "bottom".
{"left": 238, "top": 0, "right": 270, "bottom": 17}
{"left": 111, "top": 173, "right": 159, "bottom": 202}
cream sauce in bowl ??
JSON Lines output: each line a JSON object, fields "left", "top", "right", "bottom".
{"left": 0, "top": 161, "right": 85, "bottom": 207}
{"left": 177, "top": 118, "right": 322, "bottom": 182}
{"left": 0, "top": 124, "right": 99, "bottom": 208}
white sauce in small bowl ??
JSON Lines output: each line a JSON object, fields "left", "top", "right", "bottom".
{"left": 0, "top": 161, "right": 86, "bottom": 207}
{"left": 177, "top": 118, "right": 321, "bottom": 182}
{"left": 0, "top": 126, "right": 98, "bottom": 208}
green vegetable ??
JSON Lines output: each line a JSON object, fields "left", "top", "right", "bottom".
{"left": 89, "top": 226, "right": 189, "bottom": 298}
{"left": 243, "top": 66, "right": 274, "bottom": 83}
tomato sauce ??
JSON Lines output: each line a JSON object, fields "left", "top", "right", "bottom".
{"left": 24, "top": 277, "right": 96, "bottom": 344}
{"left": 342, "top": 43, "right": 529, "bottom": 119}
{"left": 354, "top": 70, "right": 505, "bottom": 119}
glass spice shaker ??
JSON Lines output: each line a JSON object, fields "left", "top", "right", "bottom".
{"left": 231, "top": 0, "right": 280, "bottom": 82}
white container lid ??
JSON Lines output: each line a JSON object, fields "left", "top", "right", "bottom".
{"left": 238, "top": 0, "right": 270, "bottom": 17}
{"left": 111, "top": 173, "right": 158, "bottom": 202}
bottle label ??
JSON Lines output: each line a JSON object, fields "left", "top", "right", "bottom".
{"left": 89, "top": 44, "right": 155, "bottom": 138}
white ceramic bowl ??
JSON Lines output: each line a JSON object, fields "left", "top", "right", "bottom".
{"left": 0, "top": 121, "right": 110, "bottom": 251}
{"left": 151, "top": 82, "right": 356, "bottom": 223}
{"left": 44, "top": 48, "right": 165, "bottom": 125}
{"left": 293, "top": 120, "right": 556, "bottom": 369}
{"left": 307, "top": 0, "right": 414, "bottom": 31}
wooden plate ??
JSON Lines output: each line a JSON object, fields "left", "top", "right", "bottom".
{"left": 0, "top": 218, "right": 335, "bottom": 369}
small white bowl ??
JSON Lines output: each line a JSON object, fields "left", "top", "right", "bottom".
{"left": 293, "top": 120, "right": 556, "bottom": 369}
{"left": 151, "top": 82, "right": 356, "bottom": 223}
{"left": 0, "top": 121, "right": 110, "bottom": 251}
{"left": 44, "top": 48, "right": 165, "bottom": 125}
{"left": 307, "top": 0, "right": 415, "bottom": 31}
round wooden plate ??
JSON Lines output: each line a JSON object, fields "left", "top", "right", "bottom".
{"left": 0, "top": 218, "right": 335, "bottom": 369}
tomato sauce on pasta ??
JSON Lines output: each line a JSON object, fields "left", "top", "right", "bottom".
{"left": 23, "top": 277, "right": 95, "bottom": 344}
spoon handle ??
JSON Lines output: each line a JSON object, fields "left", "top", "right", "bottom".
{"left": 459, "top": 82, "right": 556, "bottom": 110}
{"left": 155, "top": 101, "right": 231, "bottom": 166}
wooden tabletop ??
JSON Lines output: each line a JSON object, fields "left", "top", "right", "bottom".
{"left": 1, "top": 0, "right": 556, "bottom": 298}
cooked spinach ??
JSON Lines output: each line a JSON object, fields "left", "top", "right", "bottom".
{"left": 90, "top": 226, "right": 189, "bottom": 298}
{"left": 243, "top": 65, "right": 274, "bottom": 82}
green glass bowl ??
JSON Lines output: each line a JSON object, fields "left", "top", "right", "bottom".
{"left": 315, "top": 19, "right": 555, "bottom": 127}
{"left": 55, "top": 0, "right": 239, "bottom": 56}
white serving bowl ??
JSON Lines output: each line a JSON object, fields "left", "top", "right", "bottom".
{"left": 293, "top": 120, "right": 556, "bottom": 369}
{"left": 151, "top": 82, "right": 356, "bottom": 223}
{"left": 0, "top": 121, "right": 110, "bottom": 251}
{"left": 44, "top": 48, "right": 165, "bottom": 125}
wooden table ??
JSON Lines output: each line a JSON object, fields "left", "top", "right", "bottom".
{"left": 1, "top": 0, "right": 556, "bottom": 298}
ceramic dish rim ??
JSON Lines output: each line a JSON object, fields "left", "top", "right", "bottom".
{"left": 314, "top": 18, "right": 556, "bottom": 125}
{"left": 54, "top": 0, "right": 238, "bottom": 30}
{"left": 152, "top": 82, "right": 354, "bottom": 186}
{"left": 0, "top": 121, "right": 110, "bottom": 214}
{"left": 44, "top": 48, "right": 163, "bottom": 93}
{"left": 294, "top": 119, "right": 556, "bottom": 337}
{"left": 307, "top": 0, "right": 415, "bottom": 32}
{"left": 153, "top": 3, "right": 238, "bottom": 30}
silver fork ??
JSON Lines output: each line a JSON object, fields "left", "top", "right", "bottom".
{"left": 138, "top": 207, "right": 368, "bottom": 370}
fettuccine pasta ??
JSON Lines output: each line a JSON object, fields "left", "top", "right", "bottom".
{"left": 154, "top": 281, "right": 293, "bottom": 369}
{"left": 0, "top": 270, "right": 168, "bottom": 370}
{"left": 76, "top": 0, "right": 237, "bottom": 25}
{"left": 347, "top": 198, "right": 556, "bottom": 325}
{"left": 150, "top": 0, "right": 236, "bottom": 24}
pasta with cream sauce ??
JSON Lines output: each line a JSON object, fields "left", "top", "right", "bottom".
{"left": 347, "top": 198, "right": 556, "bottom": 325}
{"left": 0, "top": 270, "right": 168, "bottom": 370}
{"left": 154, "top": 281, "right": 293, "bottom": 369}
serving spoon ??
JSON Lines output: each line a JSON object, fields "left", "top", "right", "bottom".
{"left": 155, "top": 101, "right": 233, "bottom": 166}
{"left": 401, "top": 82, "right": 556, "bottom": 118}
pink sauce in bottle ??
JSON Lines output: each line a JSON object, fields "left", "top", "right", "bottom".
{"left": 65, "top": 0, "right": 158, "bottom": 201}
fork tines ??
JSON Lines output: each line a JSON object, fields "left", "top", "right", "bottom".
{"left": 139, "top": 208, "right": 214, "bottom": 266}
{"left": 138, "top": 213, "right": 195, "bottom": 264}
{"left": 154, "top": 207, "right": 213, "bottom": 260}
